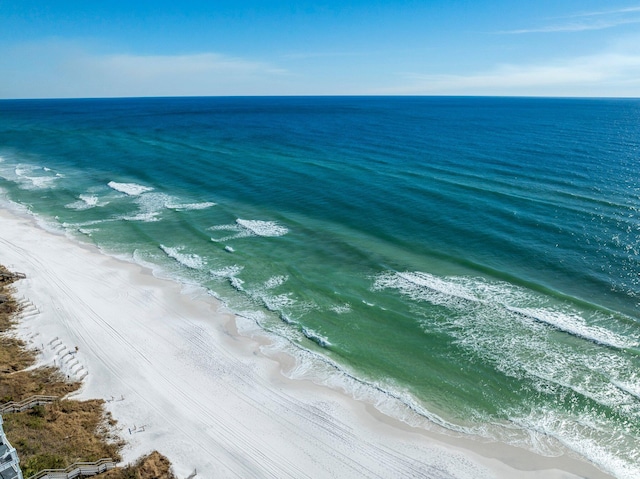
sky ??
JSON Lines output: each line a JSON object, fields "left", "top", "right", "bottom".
{"left": 2, "top": 1, "right": 640, "bottom": 98}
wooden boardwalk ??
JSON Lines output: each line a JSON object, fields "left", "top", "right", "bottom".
{"left": 27, "top": 459, "right": 116, "bottom": 479}
{"left": 0, "top": 396, "right": 58, "bottom": 414}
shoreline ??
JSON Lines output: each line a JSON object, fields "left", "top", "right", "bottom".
{"left": 0, "top": 205, "right": 614, "bottom": 479}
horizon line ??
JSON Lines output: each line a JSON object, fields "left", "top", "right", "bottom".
{"left": 2, "top": 94, "right": 640, "bottom": 101}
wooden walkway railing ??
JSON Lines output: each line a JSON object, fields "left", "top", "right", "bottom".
{"left": 27, "top": 459, "right": 115, "bottom": 479}
{"left": 0, "top": 396, "right": 58, "bottom": 414}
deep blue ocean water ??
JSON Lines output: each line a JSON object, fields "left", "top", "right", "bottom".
{"left": 1, "top": 97, "right": 639, "bottom": 477}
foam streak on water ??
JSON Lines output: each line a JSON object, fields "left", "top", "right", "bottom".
{"left": 373, "top": 271, "right": 637, "bottom": 349}
{"left": 160, "top": 245, "right": 205, "bottom": 270}
{"left": 209, "top": 219, "right": 289, "bottom": 242}
{"left": 107, "top": 181, "right": 154, "bottom": 196}
{"left": 166, "top": 201, "right": 216, "bottom": 211}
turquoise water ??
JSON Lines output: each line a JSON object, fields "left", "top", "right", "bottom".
{"left": 1, "top": 97, "right": 639, "bottom": 477}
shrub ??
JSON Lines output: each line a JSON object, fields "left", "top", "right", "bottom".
{"left": 23, "top": 454, "right": 66, "bottom": 476}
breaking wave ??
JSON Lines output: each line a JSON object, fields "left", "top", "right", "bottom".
{"left": 65, "top": 194, "right": 109, "bottom": 210}
{"left": 210, "top": 219, "right": 289, "bottom": 242}
{"left": 107, "top": 181, "right": 154, "bottom": 196}
{"left": 159, "top": 245, "right": 205, "bottom": 270}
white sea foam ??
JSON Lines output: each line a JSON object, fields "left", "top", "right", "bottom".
{"left": 506, "top": 306, "right": 636, "bottom": 349}
{"left": 14, "top": 165, "right": 33, "bottom": 177}
{"left": 238, "top": 275, "right": 299, "bottom": 314}
{"left": 114, "top": 192, "right": 209, "bottom": 223}
{"left": 330, "top": 304, "right": 352, "bottom": 314}
{"left": 122, "top": 212, "right": 161, "bottom": 222}
{"left": 159, "top": 245, "right": 205, "bottom": 270}
{"left": 612, "top": 379, "right": 640, "bottom": 400}
{"left": 79, "top": 194, "right": 99, "bottom": 208}
{"left": 209, "top": 227, "right": 243, "bottom": 242}
{"left": 210, "top": 265, "right": 246, "bottom": 292}
{"left": 120, "top": 192, "right": 173, "bottom": 223}
{"left": 62, "top": 218, "right": 115, "bottom": 229}
{"left": 500, "top": 340, "right": 640, "bottom": 413}
{"left": 372, "top": 271, "right": 476, "bottom": 307}
{"left": 107, "top": 181, "right": 154, "bottom": 196}
{"left": 262, "top": 293, "right": 297, "bottom": 311}
{"left": 236, "top": 219, "right": 289, "bottom": 237}
{"left": 65, "top": 194, "right": 109, "bottom": 211}
{"left": 280, "top": 314, "right": 297, "bottom": 325}
{"left": 28, "top": 175, "right": 60, "bottom": 189}
{"left": 210, "top": 265, "right": 244, "bottom": 278}
{"left": 107, "top": 183, "right": 213, "bottom": 217}
{"left": 13, "top": 164, "right": 61, "bottom": 190}
{"left": 166, "top": 201, "right": 216, "bottom": 211}
{"left": 398, "top": 272, "right": 477, "bottom": 301}
{"left": 210, "top": 219, "right": 289, "bottom": 242}
{"left": 229, "top": 276, "right": 245, "bottom": 292}
{"left": 374, "top": 271, "right": 635, "bottom": 350}
{"left": 301, "top": 327, "right": 332, "bottom": 348}
{"left": 263, "top": 275, "right": 289, "bottom": 289}
{"left": 138, "top": 192, "right": 171, "bottom": 212}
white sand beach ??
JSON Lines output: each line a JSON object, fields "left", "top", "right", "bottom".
{"left": 0, "top": 205, "right": 613, "bottom": 479}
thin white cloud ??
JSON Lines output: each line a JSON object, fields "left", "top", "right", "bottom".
{"left": 92, "top": 53, "right": 287, "bottom": 78}
{"left": 0, "top": 41, "right": 289, "bottom": 98}
{"left": 501, "top": 17, "right": 640, "bottom": 34}
{"left": 379, "top": 52, "right": 640, "bottom": 96}
{"left": 571, "top": 5, "right": 640, "bottom": 17}
{"left": 283, "top": 51, "right": 369, "bottom": 60}
{"left": 499, "top": 4, "right": 640, "bottom": 34}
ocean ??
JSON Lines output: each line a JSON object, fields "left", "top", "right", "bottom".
{"left": 0, "top": 96, "right": 638, "bottom": 477}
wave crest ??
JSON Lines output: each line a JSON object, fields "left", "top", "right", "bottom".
{"left": 107, "top": 181, "right": 154, "bottom": 196}
{"left": 210, "top": 219, "right": 289, "bottom": 242}
{"left": 159, "top": 245, "right": 205, "bottom": 270}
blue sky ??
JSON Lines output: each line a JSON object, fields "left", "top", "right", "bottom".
{"left": 2, "top": 1, "right": 640, "bottom": 98}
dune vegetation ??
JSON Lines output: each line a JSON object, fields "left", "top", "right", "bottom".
{"left": 0, "top": 266, "right": 175, "bottom": 479}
